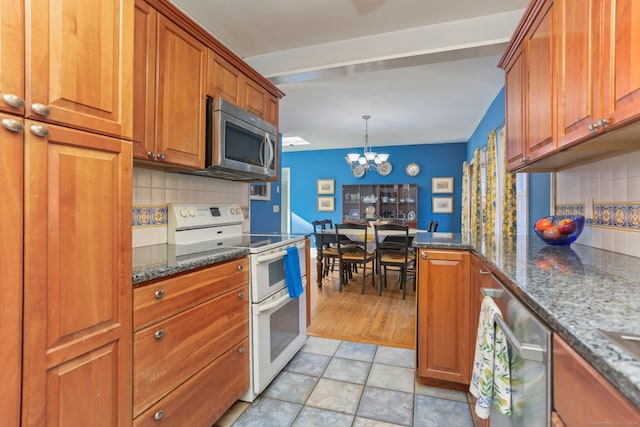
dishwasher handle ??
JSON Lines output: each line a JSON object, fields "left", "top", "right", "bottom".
{"left": 481, "top": 288, "right": 547, "bottom": 363}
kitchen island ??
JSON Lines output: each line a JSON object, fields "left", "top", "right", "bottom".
{"left": 413, "top": 232, "right": 640, "bottom": 410}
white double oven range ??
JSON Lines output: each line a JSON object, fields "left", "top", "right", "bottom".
{"left": 167, "top": 203, "right": 307, "bottom": 402}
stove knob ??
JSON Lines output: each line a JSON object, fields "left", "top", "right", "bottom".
{"left": 188, "top": 209, "right": 196, "bottom": 217}
{"left": 236, "top": 207, "right": 243, "bottom": 215}
{"left": 179, "top": 208, "right": 187, "bottom": 217}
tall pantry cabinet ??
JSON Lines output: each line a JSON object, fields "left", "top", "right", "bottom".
{"left": 1, "top": 0, "right": 134, "bottom": 425}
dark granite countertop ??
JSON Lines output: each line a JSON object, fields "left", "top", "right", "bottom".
{"left": 132, "top": 244, "right": 249, "bottom": 285}
{"left": 414, "top": 232, "right": 640, "bottom": 409}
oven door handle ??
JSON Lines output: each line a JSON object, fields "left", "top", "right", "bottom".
{"left": 481, "top": 288, "right": 546, "bottom": 363}
{"left": 255, "top": 243, "right": 304, "bottom": 264}
{"left": 257, "top": 292, "right": 293, "bottom": 314}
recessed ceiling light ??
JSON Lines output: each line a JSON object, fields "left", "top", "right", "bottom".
{"left": 282, "top": 136, "right": 311, "bottom": 146}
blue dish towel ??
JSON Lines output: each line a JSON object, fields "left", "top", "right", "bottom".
{"left": 284, "top": 247, "right": 304, "bottom": 298}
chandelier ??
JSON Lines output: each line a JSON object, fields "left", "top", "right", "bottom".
{"left": 344, "top": 115, "right": 391, "bottom": 177}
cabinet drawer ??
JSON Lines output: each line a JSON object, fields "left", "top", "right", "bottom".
{"left": 133, "top": 337, "right": 249, "bottom": 427}
{"left": 133, "top": 257, "right": 248, "bottom": 330}
{"left": 133, "top": 285, "right": 249, "bottom": 416}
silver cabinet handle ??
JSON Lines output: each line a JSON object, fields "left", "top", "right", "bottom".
{"left": 30, "top": 124, "right": 50, "bottom": 137}
{"left": 479, "top": 270, "right": 491, "bottom": 275}
{"left": 2, "top": 93, "right": 25, "bottom": 108}
{"left": 481, "top": 287, "right": 504, "bottom": 298}
{"left": 147, "top": 151, "right": 155, "bottom": 159}
{"left": 154, "top": 289, "right": 165, "bottom": 299}
{"left": 157, "top": 153, "right": 165, "bottom": 160}
{"left": 154, "top": 409, "right": 164, "bottom": 421}
{"left": 597, "top": 118, "right": 609, "bottom": 128}
{"left": 588, "top": 123, "right": 598, "bottom": 131}
{"left": 31, "top": 103, "right": 51, "bottom": 116}
{"left": 420, "top": 251, "right": 427, "bottom": 260}
{"left": 238, "top": 347, "right": 245, "bottom": 354}
{"left": 238, "top": 292, "right": 245, "bottom": 299}
{"left": 1, "top": 118, "right": 24, "bottom": 132}
{"left": 237, "top": 263, "right": 244, "bottom": 270}
{"left": 494, "top": 315, "right": 546, "bottom": 362}
{"left": 154, "top": 329, "right": 165, "bottom": 340}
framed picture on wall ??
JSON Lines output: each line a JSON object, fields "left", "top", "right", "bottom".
{"left": 432, "top": 177, "right": 454, "bottom": 193}
{"left": 432, "top": 197, "right": 453, "bottom": 214}
{"left": 249, "top": 183, "right": 271, "bottom": 201}
{"left": 318, "top": 196, "right": 335, "bottom": 212}
{"left": 317, "top": 179, "right": 335, "bottom": 194}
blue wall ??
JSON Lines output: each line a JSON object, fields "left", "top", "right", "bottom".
{"left": 467, "top": 87, "right": 506, "bottom": 159}
{"left": 282, "top": 143, "right": 467, "bottom": 235}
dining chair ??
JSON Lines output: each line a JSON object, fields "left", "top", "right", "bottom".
{"left": 374, "top": 224, "right": 416, "bottom": 299}
{"left": 334, "top": 223, "right": 376, "bottom": 293}
{"left": 312, "top": 220, "right": 338, "bottom": 280}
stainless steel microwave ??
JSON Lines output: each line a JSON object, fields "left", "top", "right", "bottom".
{"left": 188, "top": 97, "right": 277, "bottom": 180}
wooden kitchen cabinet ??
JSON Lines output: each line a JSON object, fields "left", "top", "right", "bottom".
{"left": 0, "top": 0, "right": 24, "bottom": 116}
{"left": 133, "top": 257, "right": 250, "bottom": 426}
{"left": 0, "top": 113, "right": 23, "bottom": 427}
{"left": 502, "top": 0, "right": 640, "bottom": 171}
{"left": 207, "top": 50, "right": 243, "bottom": 106}
{"left": 22, "top": 121, "right": 132, "bottom": 426}
{"left": 342, "top": 184, "right": 418, "bottom": 227}
{"left": 25, "top": 0, "right": 133, "bottom": 139}
{"left": 417, "top": 249, "right": 471, "bottom": 386}
{"left": 133, "top": 1, "right": 207, "bottom": 169}
{"left": 501, "top": 0, "right": 557, "bottom": 171}
{"left": 553, "top": 334, "right": 640, "bottom": 426}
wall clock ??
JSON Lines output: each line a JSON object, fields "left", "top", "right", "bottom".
{"left": 405, "top": 162, "right": 420, "bottom": 177}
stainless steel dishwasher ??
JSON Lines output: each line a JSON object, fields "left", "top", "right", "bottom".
{"left": 480, "top": 278, "right": 551, "bottom": 427}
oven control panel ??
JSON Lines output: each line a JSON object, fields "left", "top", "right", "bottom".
{"left": 168, "top": 203, "right": 244, "bottom": 232}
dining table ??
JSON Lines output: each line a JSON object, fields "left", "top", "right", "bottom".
{"left": 314, "top": 226, "right": 420, "bottom": 286}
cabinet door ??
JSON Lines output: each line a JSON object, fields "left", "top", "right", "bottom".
{"left": 243, "top": 78, "right": 268, "bottom": 119}
{"left": 557, "top": 0, "right": 600, "bottom": 148}
{"left": 0, "top": 0, "right": 24, "bottom": 115}
{"left": 601, "top": 0, "right": 640, "bottom": 127}
{"left": 525, "top": 0, "right": 557, "bottom": 162}
{"left": 266, "top": 93, "right": 279, "bottom": 126}
{"left": 207, "top": 51, "right": 243, "bottom": 105}
{"left": 0, "top": 113, "right": 23, "bottom": 427}
{"left": 417, "top": 250, "right": 471, "bottom": 385}
{"left": 132, "top": 0, "right": 157, "bottom": 160}
{"left": 505, "top": 48, "right": 527, "bottom": 171}
{"left": 26, "top": 0, "right": 133, "bottom": 139}
{"left": 22, "top": 122, "right": 132, "bottom": 426}
{"left": 155, "top": 15, "right": 206, "bottom": 168}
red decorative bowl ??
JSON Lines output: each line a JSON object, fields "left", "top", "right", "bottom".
{"left": 533, "top": 215, "right": 585, "bottom": 246}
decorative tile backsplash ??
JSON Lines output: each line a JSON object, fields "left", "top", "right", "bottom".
{"left": 132, "top": 206, "right": 168, "bottom": 227}
{"left": 555, "top": 202, "right": 640, "bottom": 230}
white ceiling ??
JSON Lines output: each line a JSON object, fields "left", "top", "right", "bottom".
{"left": 169, "top": 0, "right": 528, "bottom": 152}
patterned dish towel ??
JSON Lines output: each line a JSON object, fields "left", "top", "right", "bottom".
{"left": 469, "top": 296, "right": 512, "bottom": 419}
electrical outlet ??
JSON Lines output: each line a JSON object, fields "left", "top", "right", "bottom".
{"left": 273, "top": 205, "right": 280, "bottom": 213}
{"left": 585, "top": 198, "right": 593, "bottom": 219}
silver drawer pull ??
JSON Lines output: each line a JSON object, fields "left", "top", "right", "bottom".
{"left": 1, "top": 118, "right": 24, "bottom": 133}
{"left": 237, "top": 263, "right": 244, "bottom": 270}
{"left": 238, "top": 292, "right": 245, "bottom": 299}
{"left": 2, "top": 93, "right": 25, "bottom": 108}
{"left": 154, "top": 289, "right": 165, "bottom": 299}
{"left": 238, "top": 347, "right": 245, "bottom": 354}
{"left": 154, "top": 329, "right": 165, "bottom": 340}
{"left": 154, "top": 409, "right": 164, "bottom": 421}
{"left": 479, "top": 270, "right": 491, "bottom": 275}
{"left": 157, "top": 153, "right": 165, "bottom": 160}
{"left": 29, "top": 124, "right": 50, "bottom": 137}
{"left": 147, "top": 151, "right": 155, "bottom": 159}
{"left": 31, "top": 103, "right": 51, "bottom": 116}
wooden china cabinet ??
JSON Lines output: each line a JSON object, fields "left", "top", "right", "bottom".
{"left": 342, "top": 184, "right": 418, "bottom": 228}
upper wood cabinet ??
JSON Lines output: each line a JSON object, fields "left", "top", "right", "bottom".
{"left": 207, "top": 51, "right": 243, "bottom": 106}
{"left": 22, "top": 121, "right": 132, "bottom": 426}
{"left": 502, "top": 0, "right": 640, "bottom": 171}
{"left": 133, "top": 0, "right": 207, "bottom": 169}
{"left": 0, "top": 0, "right": 24, "bottom": 116}
{"left": 25, "top": 0, "right": 133, "bottom": 139}
{"left": 502, "top": 0, "right": 557, "bottom": 171}
{"left": 417, "top": 249, "right": 471, "bottom": 386}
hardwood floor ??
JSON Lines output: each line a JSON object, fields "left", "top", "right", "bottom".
{"left": 307, "top": 253, "right": 417, "bottom": 349}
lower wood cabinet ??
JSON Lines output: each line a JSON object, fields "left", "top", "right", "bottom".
{"left": 553, "top": 334, "right": 640, "bottom": 426}
{"left": 417, "top": 249, "right": 471, "bottom": 386}
{"left": 133, "top": 257, "right": 250, "bottom": 426}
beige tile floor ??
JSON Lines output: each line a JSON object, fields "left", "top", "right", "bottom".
{"left": 214, "top": 337, "right": 479, "bottom": 427}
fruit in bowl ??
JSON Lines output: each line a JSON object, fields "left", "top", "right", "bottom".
{"left": 534, "top": 215, "right": 585, "bottom": 246}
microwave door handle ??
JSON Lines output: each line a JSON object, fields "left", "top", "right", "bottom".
{"left": 263, "top": 132, "right": 274, "bottom": 169}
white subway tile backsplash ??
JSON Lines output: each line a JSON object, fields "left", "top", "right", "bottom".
{"left": 137, "top": 168, "right": 152, "bottom": 187}
{"left": 136, "top": 187, "right": 152, "bottom": 205}
{"left": 629, "top": 176, "right": 640, "bottom": 201}
{"left": 166, "top": 173, "right": 179, "bottom": 189}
